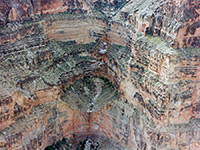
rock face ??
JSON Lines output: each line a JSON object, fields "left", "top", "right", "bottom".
{"left": 0, "top": 0, "right": 199, "bottom": 150}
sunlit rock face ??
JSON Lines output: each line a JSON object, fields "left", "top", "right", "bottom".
{"left": 0, "top": 0, "right": 200, "bottom": 150}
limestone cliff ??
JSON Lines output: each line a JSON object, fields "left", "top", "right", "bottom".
{"left": 0, "top": 0, "right": 199, "bottom": 150}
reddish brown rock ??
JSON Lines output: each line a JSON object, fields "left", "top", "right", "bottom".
{"left": 0, "top": 0, "right": 199, "bottom": 150}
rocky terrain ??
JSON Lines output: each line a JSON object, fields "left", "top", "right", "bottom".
{"left": 0, "top": 0, "right": 199, "bottom": 150}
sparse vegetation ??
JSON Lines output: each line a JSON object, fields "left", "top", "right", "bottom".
{"left": 98, "top": 76, "right": 114, "bottom": 88}
{"left": 44, "top": 137, "right": 99, "bottom": 150}
{"left": 45, "top": 138, "right": 70, "bottom": 150}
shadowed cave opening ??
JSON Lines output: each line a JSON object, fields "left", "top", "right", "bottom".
{"left": 45, "top": 137, "right": 100, "bottom": 150}
{"left": 44, "top": 134, "right": 125, "bottom": 150}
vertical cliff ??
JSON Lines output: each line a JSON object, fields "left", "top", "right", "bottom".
{"left": 0, "top": 0, "right": 199, "bottom": 150}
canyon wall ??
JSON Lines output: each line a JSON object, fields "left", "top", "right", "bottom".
{"left": 0, "top": 0, "right": 199, "bottom": 150}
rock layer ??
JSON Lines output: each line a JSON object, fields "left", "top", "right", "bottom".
{"left": 0, "top": 0, "right": 200, "bottom": 150}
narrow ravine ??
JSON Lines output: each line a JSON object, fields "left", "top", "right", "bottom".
{"left": 87, "top": 78, "right": 104, "bottom": 112}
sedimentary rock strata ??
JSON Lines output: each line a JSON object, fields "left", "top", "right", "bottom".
{"left": 0, "top": 0, "right": 199, "bottom": 150}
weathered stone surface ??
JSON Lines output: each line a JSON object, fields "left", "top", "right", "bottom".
{"left": 0, "top": 0, "right": 199, "bottom": 150}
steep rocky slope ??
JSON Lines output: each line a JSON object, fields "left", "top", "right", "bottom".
{"left": 0, "top": 0, "right": 199, "bottom": 150}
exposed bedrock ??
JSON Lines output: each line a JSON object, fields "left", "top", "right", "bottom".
{"left": 1, "top": 0, "right": 200, "bottom": 48}
{"left": 0, "top": 0, "right": 200, "bottom": 150}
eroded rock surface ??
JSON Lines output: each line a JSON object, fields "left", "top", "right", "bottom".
{"left": 0, "top": 0, "right": 199, "bottom": 150}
